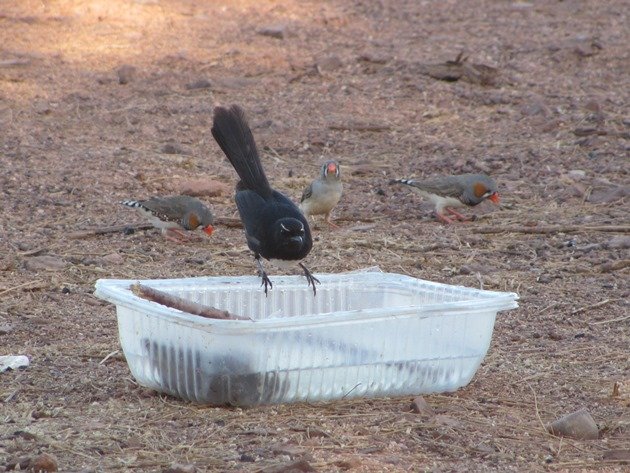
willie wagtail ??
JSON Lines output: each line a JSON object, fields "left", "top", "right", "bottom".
{"left": 211, "top": 104, "right": 320, "bottom": 295}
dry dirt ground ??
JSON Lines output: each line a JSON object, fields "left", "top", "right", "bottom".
{"left": 1, "top": 0, "right": 629, "bottom": 471}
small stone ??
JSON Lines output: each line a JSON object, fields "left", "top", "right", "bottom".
{"left": 239, "top": 453, "right": 256, "bottom": 462}
{"left": 0, "top": 324, "right": 13, "bottom": 335}
{"left": 410, "top": 396, "right": 434, "bottom": 415}
{"left": 349, "top": 164, "right": 374, "bottom": 176}
{"left": 520, "top": 100, "right": 548, "bottom": 117}
{"left": 161, "top": 143, "right": 187, "bottom": 155}
{"left": 433, "top": 415, "right": 462, "bottom": 428}
{"left": 566, "top": 170, "right": 586, "bottom": 180}
{"left": 547, "top": 408, "right": 599, "bottom": 440}
{"left": 31, "top": 452, "right": 58, "bottom": 472}
{"left": 548, "top": 331, "right": 563, "bottom": 341}
{"left": 271, "top": 444, "right": 310, "bottom": 460}
{"left": 162, "top": 463, "right": 198, "bottom": 473}
{"left": 602, "top": 450, "right": 630, "bottom": 461}
{"left": 123, "top": 226, "right": 136, "bottom": 235}
{"left": 607, "top": 236, "right": 630, "bottom": 249}
{"left": 316, "top": 55, "right": 343, "bottom": 73}
{"left": 334, "top": 458, "right": 363, "bottom": 470}
{"left": 24, "top": 255, "right": 68, "bottom": 272}
{"left": 117, "top": 64, "right": 137, "bottom": 84}
{"left": 102, "top": 253, "right": 125, "bottom": 265}
{"left": 257, "top": 24, "right": 287, "bottom": 39}
{"left": 260, "top": 459, "right": 315, "bottom": 473}
{"left": 583, "top": 100, "right": 601, "bottom": 113}
{"left": 588, "top": 185, "right": 629, "bottom": 204}
{"left": 537, "top": 274, "right": 552, "bottom": 283}
{"left": 177, "top": 178, "right": 231, "bottom": 197}
{"left": 185, "top": 79, "right": 212, "bottom": 90}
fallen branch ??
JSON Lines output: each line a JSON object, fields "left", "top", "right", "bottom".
{"left": 571, "top": 298, "right": 620, "bottom": 316}
{"left": 214, "top": 216, "right": 244, "bottom": 228}
{"left": 600, "top": 259, "right": 630, "bottom": 273}
{"left": 474, "top": 225, "right": 630, "bottom": 235}
{"left": 130, "top": 283, "right": 250, "bottom": 321}
{"left": 68, "top": 223, "right": 153, "bottom": 239}
{"left": 328, "top": 122, "right": 391, "bottom": 132}
{"left": 590, "top": 314, "right": 630, "bottom": 326}
{"left": 68, "top": 217, "right": 246, "bottom": 238}
{"left": 0, "top": 280, "right": 45, "bottom": 296}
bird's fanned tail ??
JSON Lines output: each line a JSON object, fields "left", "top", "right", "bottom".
{"left": 211, "top": 105, "right": 272, "bottom": 197}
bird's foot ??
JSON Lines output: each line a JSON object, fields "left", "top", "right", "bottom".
{"left": 259, "top": 271, "right": 273, "bottom": 296}
{"left": 164, "top": 229, "right": 192, "bottom": 243}
{"left": 325, "top": 218, "right": 340, "bottom": 230}
{"left": 255, "top": 257, "right": 273, "bottom": 296}
{"left": 434, "top": 212, "right": 455, "bottom": 224}
{"left": 446, "top": 208, "right": 471, "bottom": 222}
{"left": 299, "top": 263, "right": 320, "bottom": 296}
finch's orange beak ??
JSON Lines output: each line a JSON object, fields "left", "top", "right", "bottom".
{"left": 327, "top": 162, "right": 337, "bottom": 174}
{"left": 203, "top": 225, "right": 214, "bottom": 236}
{"left": 489, "top": 193, "right": 500, "bottom": 204}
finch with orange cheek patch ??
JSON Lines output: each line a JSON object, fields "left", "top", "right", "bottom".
{"left": 121, "top": 195, "right": 214, "bottom": 242}
{"left": 390, "top": 173, "right": 500, "bottom": 224}
{"left": 299, "top": 160, "right": 343, "bottom": 228}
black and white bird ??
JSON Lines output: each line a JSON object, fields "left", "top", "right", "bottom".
{"left": 211, "top": 104, "right": 319, "bottom": 295}
{"left": 299, "top": 160, "right": 343, "bottom": 228}
{"left": 121, "top": 195, "right": 214, "bottom": 242}
{"left": 390, "top": 173, "right": 500, "bottom": 224}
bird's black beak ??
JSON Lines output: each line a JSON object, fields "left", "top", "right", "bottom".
{"left": 290, "top": 236, "right": 303, "bottom": 245}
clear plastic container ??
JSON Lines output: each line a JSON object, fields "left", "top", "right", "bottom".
{"left": 94, "top": 271, "right": 518, "bottom": 406}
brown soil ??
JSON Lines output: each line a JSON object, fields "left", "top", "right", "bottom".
{"left": 1, "top": 1, "right": 628, "bottom": 471}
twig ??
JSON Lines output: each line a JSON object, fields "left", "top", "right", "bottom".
{"left": 328, "top": 122, "right": 391, "bottom": 132}
{"left": 99, "top": 350, "right": 121, "bottom": 365}
{"left": 0, "top": 280, "right": 44, "bottom": 297}
{"left": 67, "top": 222, "right": 154, "bottom": 239}
{"left": 214, "top": 216, "right": 244, "bottom": 228}
{"left": 474, "top": 225, "right": 630, "bottom": 235}
{"left": 590, "top": 314, "right": 630, "bottom": 325}
{"left": 527, "top": 383, "right": 548, "bottom": 435}
{"left": 130, "top": 283, "right": 251, "bottom": 321}
{"left": 571, "top": 299, "right": 619, "bottom": 315}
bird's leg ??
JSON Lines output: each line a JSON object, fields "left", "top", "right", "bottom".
{"left": 445, "top": 208, "right": 471, "bottom": 222}
{"left": 434, "top": 211, "right": 454, "bottom": 224}
{"left": 255, "top": 255, "right": 273, "bottom": 296}
{"left": 164, "top": 228, "right": 192, "bottom": 243}
{"left": 298, "top": 262, "right": 320, "bottom": 296}
{"left": 325, "top": 212, "right": 340, "bottom": 229}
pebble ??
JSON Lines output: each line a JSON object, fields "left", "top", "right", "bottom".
{"left": 24, "top": 255, "right": 68, "bottom": 272}
{"left": 161, "top": 143, "right": 187, "bottom": 155}
{"left": 102, "top": 253, "right": 125, "bottom": 265}
{"left": 410, "top": 395, "right": 434, "bottom": 416}
{"left": 316, "top": 55, "right": 343, "bottom": 73}
{"left": 162, "top": 463, "right": 198, "bottom": 473}
{"left": 547, "top": 408, "right": 599, "bottom": 440}
{"left": 185, "top": 79, "right": 212, "bottom": 90}
{"left": 31, "top": 452, "right": 59, "bottom": 472}
{"left": 177, "top": 178, "right": 231, "bottom": 197}
{"left": 116, "top": 64, "right": 136, "bottom": 84}
{"left": 257, "top": 24, "right": 287, "bottom": 39}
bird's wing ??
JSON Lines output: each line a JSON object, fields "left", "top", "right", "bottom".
{"left": 141, "top": 197, "right": 186, "bottom": 222}
{"left": 234, "top": 190, "right": 269, "bottom": 253}
{"left": 409, "top": 177, "right": 464, "bottom": 199}
{"left": 300, "top": 182, "right": 314, "bottom": 203}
